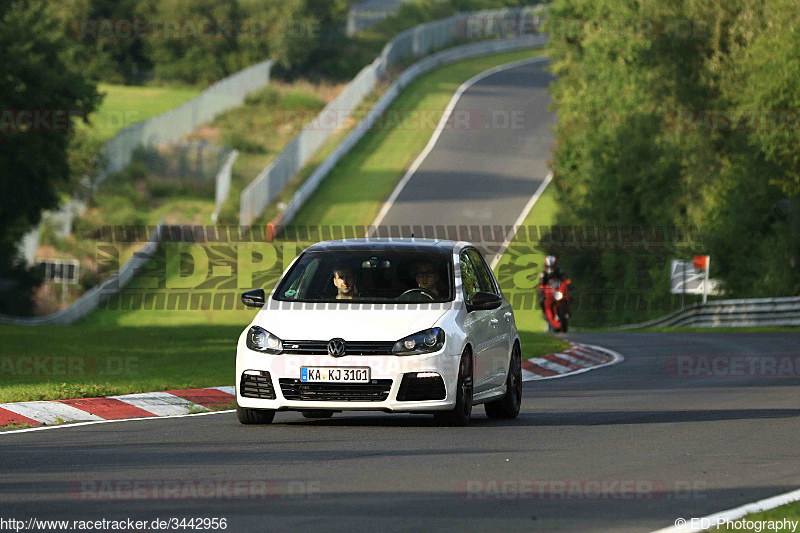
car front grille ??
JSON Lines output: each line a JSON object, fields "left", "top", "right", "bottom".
{"left": 278, "top": 379, "right": 392, "bottom": 402}
{"left": 282, "top": 340, "right": 395, "bottom": 356}
{"left": 396, "top": 373, "right": 447, "bottom": 401}
{"left": 240, "top": 371, "right": 276, "bottom": 400}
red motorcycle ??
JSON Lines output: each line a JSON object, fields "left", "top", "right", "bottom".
{"left": 539, "top": 278, "right": 571, "bottom": 333}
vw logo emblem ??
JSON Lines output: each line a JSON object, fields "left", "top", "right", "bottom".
{"left": 327, "top": 338, "right": 346, "bottom": 357}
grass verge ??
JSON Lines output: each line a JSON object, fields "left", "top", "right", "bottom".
{"left": 713, "top": 501, "right": 800, "bottom": 531}
{"left": 0, "top": 326, "right": 240, "bottom": 403}
{"left": 0, "top": 321, "right": 565, "bottom": 403}
{"left": 0, "top": 422, "right": 35, "bottom": 431}
{"left": 79, "top": 83, "right": 201, "bottom": 143}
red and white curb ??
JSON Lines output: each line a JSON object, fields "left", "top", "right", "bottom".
{"left": 0, "top": 386, "right": 235, "bottom": 429}
{"left": 522, "top": 342, "right": 623, "bottom": 381}
{"left": 1, "top": 344, "right": 622, "bottom": 429}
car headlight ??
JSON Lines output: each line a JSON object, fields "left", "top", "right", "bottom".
{"left": 554, "top": 291, "right": 563, "bottom": 301}
{"left": 392, "top": 328, "right": 445, "bottom": 355}
{"left": 246, "top": 326, "right": 283, "bottom": 354}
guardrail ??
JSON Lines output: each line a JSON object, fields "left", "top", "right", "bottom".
{"left": 239, "top": 5, "right": 546, "bottom": 227}
{"left": 0, "top": 221, "right": 165, "bottom": 326}
{"left": 614, "top": 296, "right": 800, "bottom": 329}
{"left": 211, "top": 149, "right": 239, "bottom": 224}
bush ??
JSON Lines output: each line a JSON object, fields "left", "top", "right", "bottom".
{"left": 223, "top": 132, "right": 267, "bottom": 154}
{"left": 546, "top": 0, "right": 800, "bottom": 326}
{"left": 0, "top": 265, "right": 43, "bottom": 317}
{"left": 279, "top": 90, "right": 325, "bottom": 111}
{"left": 244, "top": 87, "right": 280, "bottom": 107}
{"left": 79, "top": 268, "right": 100, "bottom": 291}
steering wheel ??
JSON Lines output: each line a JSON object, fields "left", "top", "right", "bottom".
{"left": 399, "top": 287, "right": 437, "bottom": 300}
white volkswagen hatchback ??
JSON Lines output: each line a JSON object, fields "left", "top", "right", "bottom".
{"left": 235, "top": 239, "right": 522, "bottom": 426}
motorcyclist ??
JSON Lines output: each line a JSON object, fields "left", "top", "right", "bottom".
{"left": 538, "top": 255, "right": 566, "bottom": 310}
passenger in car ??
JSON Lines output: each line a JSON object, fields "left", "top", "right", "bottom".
{"left": 412, "top": 262, "right": 442, "bottom": 299}
{"left": 332, "top": 265, "right": 359, "bottom": 300}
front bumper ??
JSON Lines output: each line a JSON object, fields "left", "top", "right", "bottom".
{"left": 235, "top": 348, "right": 461, "bottom": 412}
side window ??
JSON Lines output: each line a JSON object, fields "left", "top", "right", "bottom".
{"left": 459, "top": 252, "right": 481, "bottom": 304}
{"left": 279, "top": 257, "right": 318, "bottom": 299}
{"left": 467, "top": 249, "right": 497, "bottom": 294}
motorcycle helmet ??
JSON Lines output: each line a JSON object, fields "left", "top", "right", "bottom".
{"left": 544, "top": 255, "right": 557, "bottom": 274}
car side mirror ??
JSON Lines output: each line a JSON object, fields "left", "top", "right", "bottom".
{"left": 241, "top": 289, "right": 266, "bottom": 308}
{"left": 467, "top": 291, "right": 502, "bottom": 312}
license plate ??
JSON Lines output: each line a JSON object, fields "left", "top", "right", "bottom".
{"left": 301, "top": 367, "right": 370, "bottom": 383}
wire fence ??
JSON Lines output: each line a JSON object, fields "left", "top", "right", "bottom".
{"left": 137, "top": 142, "right": 232, "bottom": 186}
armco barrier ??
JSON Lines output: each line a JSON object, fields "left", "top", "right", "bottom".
{"left": 0, "top": 222, "right": 165, "bottom": 326}
{"left": 614, "top": 296, "right": 800, "bottom": 329}
{"left": 239, "top": 5, "right": 546, "bottom": 227}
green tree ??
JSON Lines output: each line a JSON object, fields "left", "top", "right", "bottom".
{"left": 546, "top": 0, "right": 799, "bottom": 324}
{"left": 720, "top": 0, "right": 800, "bottom": 197}
{"left": 144, "top": 0, "right": 252, "bottom": 84}
{"left": 0, "top": 0, "right": 100, "bottom": 313}
{"left": 81, "top": 0, "right": 155, "bottom": 84}
{"left": 545, "top": 0, "right": 710, "bottom": 324}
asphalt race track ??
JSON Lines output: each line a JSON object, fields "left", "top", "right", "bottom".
{"left": 3, "top": 332, "right": 799, "bottom": 532}
{"left": 2, "top": 61, "right": 798, "bottom": 532}
{"left": 376, "top": 58, "right": 555, "bottom": 242}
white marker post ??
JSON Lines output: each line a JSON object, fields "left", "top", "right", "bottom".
{"left": 693, "top": 255, "right": 710, "bottom": 305}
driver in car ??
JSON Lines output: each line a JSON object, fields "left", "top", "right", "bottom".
{"left": 333, "top": 265, "right": 358, "bottom": 300}
{"left": 412, "top": 262, "right": 442, "bottom": 300}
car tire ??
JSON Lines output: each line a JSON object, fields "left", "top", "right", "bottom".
{"left": 484, "top": 343, "right": 522, "bottom": 419}
{"left": 301, "top": 410, "right": 334, "bottom": 419}
{"left": 236, "top": 403, "right": 275, "bottom": 425}
{"left": 434, "top": 349, "right": 473, "bottom": 427}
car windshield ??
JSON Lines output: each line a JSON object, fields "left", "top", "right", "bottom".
{"left": 273, "top": 249, "right": 454, "bottom": 303}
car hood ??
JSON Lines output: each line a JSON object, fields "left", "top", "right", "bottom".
{"left": 253, "top": 303, "right": 453, "bottom": 341}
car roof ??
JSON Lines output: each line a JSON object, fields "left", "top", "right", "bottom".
{"left": 303, "top": 238, "right": 468, "bottom": 254}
